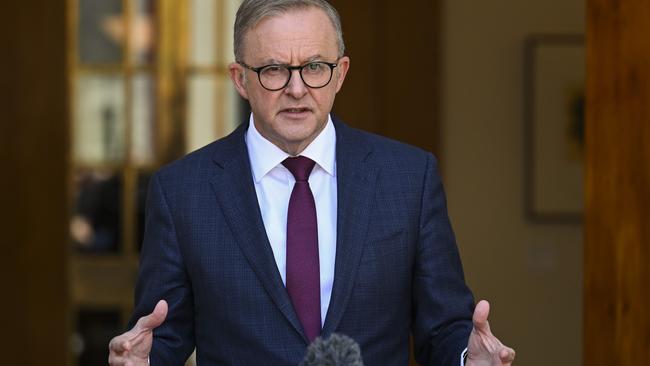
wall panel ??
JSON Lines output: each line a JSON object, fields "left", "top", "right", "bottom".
{"left": 0, "top": 0, "right": 69, "bottom": 365}
{"left": 329, "top": 0, "right": 442, "bottom": 157}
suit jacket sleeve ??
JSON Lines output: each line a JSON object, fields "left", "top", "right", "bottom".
{"left": 411, "top": 153, "right": 474, "bottom": 365}
{"left": 129, "top": 172, "right": 195, "bottom": 365}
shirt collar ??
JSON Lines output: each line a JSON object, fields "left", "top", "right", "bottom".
{"left": 245, "top": 114, "right": 336, "bottom": 183}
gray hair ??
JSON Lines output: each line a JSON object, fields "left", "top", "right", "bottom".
{"left": 234, "top": 0, "right": 345, "bottom": 61}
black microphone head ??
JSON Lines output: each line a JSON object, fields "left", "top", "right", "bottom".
{"left": 300, "top": 333, "right": 364, "bottom": 366}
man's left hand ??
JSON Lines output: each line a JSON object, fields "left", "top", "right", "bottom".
{"left": 466, "top": 300, "right": 516, "bottom": 365}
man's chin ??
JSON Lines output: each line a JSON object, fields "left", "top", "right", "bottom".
{"left": 273, "top": 129, "right": 323, "bottom": 154}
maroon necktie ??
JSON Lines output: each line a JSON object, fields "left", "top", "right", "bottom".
{"left": 282, "top": 156, "right": 321, "bottom": 342}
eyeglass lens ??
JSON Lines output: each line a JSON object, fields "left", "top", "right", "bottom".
{"left": 258, "top": 62, "right": 333, "bottom": 90}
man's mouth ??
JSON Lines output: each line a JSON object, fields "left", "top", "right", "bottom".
{"left": 280, "top": 107, "right": 311, "bottom": 114}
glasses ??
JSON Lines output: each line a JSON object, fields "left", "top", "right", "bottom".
{"left": 238, "top": 60, "right": 339, "bottom": 91}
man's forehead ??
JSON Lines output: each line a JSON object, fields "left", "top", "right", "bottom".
{"left": 242, "top": 8, "right": 338, "bottom": 62}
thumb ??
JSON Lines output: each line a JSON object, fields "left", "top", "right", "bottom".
{"left": 135, "top": 300, "right": 168, "bottom": 332}
{"left": 472, "top": 300, "right": 491, "bottom": 333}
{"left": 500, "top": 347, "right": 516, "bottom": 363}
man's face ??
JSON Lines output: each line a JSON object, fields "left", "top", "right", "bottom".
{"left": 229, "top": 7, "right": 350, "bottom": 155}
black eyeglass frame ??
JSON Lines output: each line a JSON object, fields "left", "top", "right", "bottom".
{"left": 237, "top": 60, "right": 340, "bottom": 91}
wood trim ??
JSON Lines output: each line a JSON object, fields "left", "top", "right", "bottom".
{"left": 585, "top": 0, "right": 650, "bottom": 364}
{"left": 0, "top": 0, "right": 70, "bottom": 364}
{"left": 328, "top": 0, "right": 443, "bottom": 159}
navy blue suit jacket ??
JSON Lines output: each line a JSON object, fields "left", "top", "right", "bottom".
{"left": 130, "top": 118, "right": 474, "bottom": 365}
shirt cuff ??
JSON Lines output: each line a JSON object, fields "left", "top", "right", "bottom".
{"left": 460, "top": 348, "right": 468, "bottom": 366}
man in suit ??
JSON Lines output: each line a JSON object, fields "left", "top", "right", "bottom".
{"left": 109, "top": 0, "right": 515, "bottom": 365}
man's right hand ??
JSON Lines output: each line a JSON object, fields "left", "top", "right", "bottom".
{"left": 108, "top": 300, "right": 168, "bottom": 366}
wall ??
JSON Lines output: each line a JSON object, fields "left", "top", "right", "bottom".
{"left": 441, "top": 1, "right": 585, "bottom": 365}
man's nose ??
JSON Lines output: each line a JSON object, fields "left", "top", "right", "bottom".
{"left": 284, "top": 69, "right": 308, "bottom": 98}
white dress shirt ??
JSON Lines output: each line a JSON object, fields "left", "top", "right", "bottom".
{"left": 245, "top": 114, "right": 337, "bottom": 326}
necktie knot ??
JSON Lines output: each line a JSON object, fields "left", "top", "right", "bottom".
{"left": 282, "top": 156, "right": 316, "bottom": 182}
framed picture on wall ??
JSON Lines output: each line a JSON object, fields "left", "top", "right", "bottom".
{"left": 524, "top": 34, "right": 585, "bottom": 223}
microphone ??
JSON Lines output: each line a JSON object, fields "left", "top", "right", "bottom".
{"left": 300, "top": 333, "right": 364, "bottom": 366}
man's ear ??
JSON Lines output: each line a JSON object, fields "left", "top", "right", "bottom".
{"left": 334, "top": 56, "right": 350, "bottom": 93}
{"left": 229, "top": 62, "right": 250, "bottom": 100}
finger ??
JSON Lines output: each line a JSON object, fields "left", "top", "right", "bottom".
{"left": 109, "top": 353, "right": 141, "bottom": 366}
{"left": 109, "top": 335, "right": 132, "bottom": 353}
{"left": 134, "top": 299, "right": 168, "bottom": 332}
{"left": 472, "top": 300, "right": 491, "bottom": 333}
{"left": 500, "top": 346, "right": 516, "bottom": 363}
{"left": 108, "top": 353, "right": 130, "bottom": 366}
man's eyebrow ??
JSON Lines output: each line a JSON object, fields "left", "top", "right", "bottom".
{"left": 259, "top": 55, "right": 325, "bottom": 65}
{"left": 261, "top": 58, "right": 285, "bottom": 65}
{"left": 304, "top": 54, "right": 324, "bottom": 62}
{"left": 247, "top": 57, "right": 283, "bottom": 65}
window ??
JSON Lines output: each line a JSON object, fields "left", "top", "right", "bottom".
{"left": 68, "top": 1, "right": 243, "bottom": 364}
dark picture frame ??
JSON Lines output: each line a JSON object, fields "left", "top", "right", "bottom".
{"left": 524, "top": 34, "right": 585, "bottom": 224}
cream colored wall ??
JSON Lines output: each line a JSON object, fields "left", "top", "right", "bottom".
{"left": 441, "top": 1, "right": 584, "bottom": 365}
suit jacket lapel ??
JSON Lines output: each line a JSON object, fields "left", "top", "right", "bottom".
{"left": 209, "top": 123, "right": 308, "bottom": 343}
{"left": 322, "top": 119, "right": 378, "bottom": 336}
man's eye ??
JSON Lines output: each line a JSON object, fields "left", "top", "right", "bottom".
{"left": 305, "top": 63, "right": 322, "bottom": 72}
{"left": 262, "top": 66, "right": 284, "bottom": 75}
